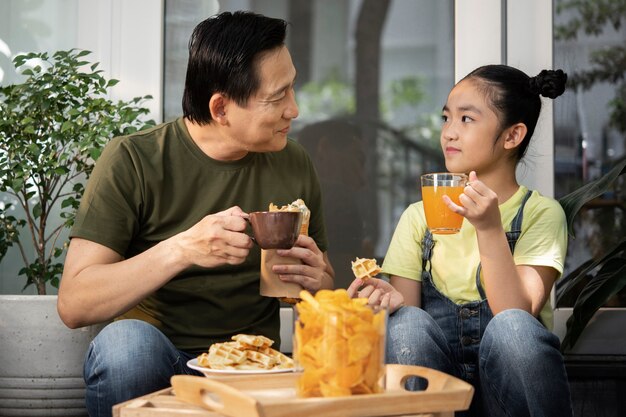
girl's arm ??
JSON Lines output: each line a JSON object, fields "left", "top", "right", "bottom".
{"left": 445, "top": 172, "right": 558, "bottom": 316}
{"left": 390, "top": 275, "right": 421, "bottom": 308}
{"left": 474, "top": 227, "right": 557, "bottom": 316}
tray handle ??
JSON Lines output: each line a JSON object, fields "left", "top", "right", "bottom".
{"left": 385, "top": 364, "right": 463, "bottom": 392}
{"left": 171, "top": 375, "right": 263, "bottom": 417}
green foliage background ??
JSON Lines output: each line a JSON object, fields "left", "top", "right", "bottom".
{"left": 0, "top": 49, "right": 154, "bottom": 294}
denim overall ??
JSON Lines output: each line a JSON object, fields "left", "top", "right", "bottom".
{"left": 420, "top": 191, "right": 533, "bottom": 386}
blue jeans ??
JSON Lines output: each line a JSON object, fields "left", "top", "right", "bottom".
{"left": 386, "top": 306, "right": 573, "bottom": 417}
{"left": 83, "top": 319, "right": 201, "bottom": 417}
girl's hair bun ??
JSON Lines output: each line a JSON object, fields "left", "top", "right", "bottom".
{"left": 528, "top": 69, "right": 568, "bottom": 99}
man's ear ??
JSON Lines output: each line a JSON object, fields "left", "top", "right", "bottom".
{"left": 209, "top": 93, "right": 228, "bottom": 124}
{"left": 503, "top": 123, "right": 527, "bottom": 150}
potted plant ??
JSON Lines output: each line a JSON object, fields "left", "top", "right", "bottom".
{"left": 0, "top": 49, "right": 153, "bottom": 416}
{"left": 555, "top": 157, "right": 626, "bottom": 353}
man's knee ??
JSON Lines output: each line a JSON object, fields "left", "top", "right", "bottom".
{"left": 85, "top": 320, "right": 166, "bottom": 373}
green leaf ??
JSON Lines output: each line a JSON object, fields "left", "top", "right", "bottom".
{"left": 556, "top": 240, "right": 626, "bottom": 306}
{"left": 32, "top": 203, "right": 42, "bottom": 219}
{"left": 13, "top": 55, "right": 27, "bottom": 67}
{"left": 61, "top": 197, "right": 74, "bottom": 208}
{"left": 28, "top": 143, "right": 40, "bottom": 155}
{"left": 11, "top": 178, "right": 24, "bottom": 191}
{"left": 561, "top": 258, "right": 626, "bottom": 351}
{"left": 558, "top": 158, "right": 626, "bottom": 238}
{"left": 89, "top": 148, "right": 102, "bottom": 160}
{"left": 61, "top": 121, "right": 73, "bottom": 133}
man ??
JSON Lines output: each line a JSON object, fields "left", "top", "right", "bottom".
{"left": 57, "top": 11, "right": 334, "bottom": 417}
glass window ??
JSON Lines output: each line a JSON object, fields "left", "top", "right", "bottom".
{"left": 553, "top": 0, "right": 626, "bottom": 308}
{"left": 163, "top": 0, "right": 455, "bottom": 287}
{"left": 0, "top": 0, "right": 78, "bottom": 85}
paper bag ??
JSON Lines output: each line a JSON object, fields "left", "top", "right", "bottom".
{"left": 260, "top": 249, "right": 303, "bottom": 298}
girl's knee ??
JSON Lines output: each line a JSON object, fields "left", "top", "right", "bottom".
{"left": 484, "top": 309, "right": 535, "bottom": 336}
{"left": 388, "top": 306, "right": 436, "bottom": 339}
{"left": 481, "top": 309, "right": 560, "bottom": 365}
{"left": 386, "top": 306, "right": 445, "bottom": 363}
{"left": 484, "top": 309, "right": 549, "bottom": 342}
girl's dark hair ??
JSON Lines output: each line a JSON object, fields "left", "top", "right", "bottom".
{"left": 463, "top": 65, "right": 567, "bottom": 161}
{"left": 182, "top": 11, "right": 288, "bottom": 125}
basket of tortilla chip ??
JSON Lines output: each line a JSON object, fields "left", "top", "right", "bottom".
{"left": 294, "top": 289, "right": 386, "bottom": 397}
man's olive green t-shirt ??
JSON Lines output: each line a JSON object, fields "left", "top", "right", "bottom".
{"left": 71, "top": 117, "right": 328, "bottom": 353}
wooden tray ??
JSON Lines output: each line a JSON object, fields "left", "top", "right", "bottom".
{"left": 170, "top": 364, "right": 474, "bottom": 417}
{"left": 114, "top": 387, "right": 447, "bottom": 417}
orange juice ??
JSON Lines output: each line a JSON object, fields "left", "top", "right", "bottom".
{"left": 421, "top": 172, "right": 467, "bottom": 234}
{"left": 422, "top": 185, "right": 464, "bottom": 233}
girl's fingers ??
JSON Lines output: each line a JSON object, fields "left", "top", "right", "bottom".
{"left": 380, "top": 292, "right": 391, "bottom": 310}
{"left": 458, "top": 193, "right": 477, "bottom": 210}
{"left": 443, "top": 194, "right": 467, "bottom": 214}
{"left": 347, "top": 278, "right": 363, "bottom": 298}
{"left": 368, "top": 288, "right": 383, "bottom": 306}
{"left": 358, "top": 284, "right": 376, "bottom": 299}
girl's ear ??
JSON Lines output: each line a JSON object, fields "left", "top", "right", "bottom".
{"left": 209, "top": 93, "right": 228, "bottom": 125}
{"left": 503, "top": 123, "right": 527, "bottom": 150}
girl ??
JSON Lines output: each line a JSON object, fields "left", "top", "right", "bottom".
{"left": 348, "top": 65, "right": 572, "bottom": 417}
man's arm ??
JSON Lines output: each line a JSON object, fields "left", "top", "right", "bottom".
{"left": 58, "top": 237, "right": 184, "bottom": 328}
{"left": 58, "top": 207, "right": 253, "bottom": 328}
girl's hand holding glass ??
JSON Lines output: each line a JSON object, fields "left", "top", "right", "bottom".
{"left": 443, "top": 171, "right": 503, "bottom": 232}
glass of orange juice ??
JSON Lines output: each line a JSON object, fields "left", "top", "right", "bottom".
{"left": 421, "top": 173, "right": 468, "bottom": 234}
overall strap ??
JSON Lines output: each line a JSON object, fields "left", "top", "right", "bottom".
{"left": 421, "top": 229, "right": 436, "bottom": 280}
{"left": 475, "top": 190, "right": 534, "bottom": 300}
{"left": 505, "top": 189, "right": 533, "bottom": 250}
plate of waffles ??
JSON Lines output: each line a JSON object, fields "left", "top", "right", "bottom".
{"left": 188, "top": 333, "right": 296, "bottom": 376}
{"left": 186, "top": 358, "right": 295, "bottom": 376}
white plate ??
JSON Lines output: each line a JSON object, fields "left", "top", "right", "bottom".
{"left": 186, "top": 358, "right": 295, "bottom": 376}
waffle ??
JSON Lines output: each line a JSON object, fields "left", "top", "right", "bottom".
{"left": 196, "top": 335, "right": 295, "bottom": 370}
{"left": 351, "top": 257, "right": 382, "bottom": 281}
{"left": 262, "top": 347, "right": 295, "bottom": 369}
{"left": 245, "top": 350, "right": 277, "bottom": 368}
{"left": 205, "top": 341, "right": 247, "bottom": 368}
{"left": 232, "top": 334, "right": 273, "bottom": 348}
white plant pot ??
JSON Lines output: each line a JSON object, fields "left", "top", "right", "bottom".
{"left": 0, "top": 295, "right": 106, "bottom": 416}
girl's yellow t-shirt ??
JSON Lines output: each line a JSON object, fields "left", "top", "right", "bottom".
{"left": 382, "top": 185, "right": 568, "bottom": 329}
